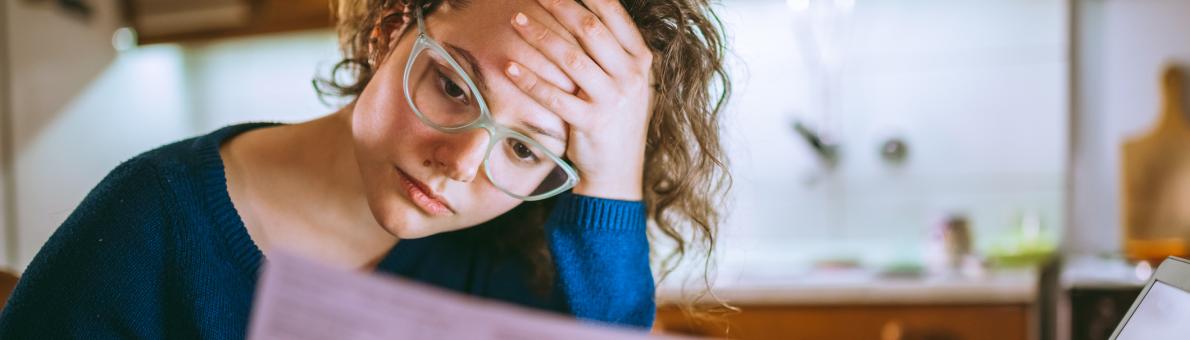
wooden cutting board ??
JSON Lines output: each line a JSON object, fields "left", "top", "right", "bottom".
{"left": 1121, "top": 65, "right": 1190, "bottom": 263}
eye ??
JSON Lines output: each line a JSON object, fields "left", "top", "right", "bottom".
{"left": 507, "top": 139, "right": 540, "bottom": 162}
{"left": 435, "top": 69, "right": 470, "bottom": 105}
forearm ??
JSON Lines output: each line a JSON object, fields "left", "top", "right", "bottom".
{"left": 545, "top": 193, "right": 655, "bottom": 328}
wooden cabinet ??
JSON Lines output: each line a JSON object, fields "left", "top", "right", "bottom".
{"left": 127, "top": 0, "right": 334, "bottom": 44}
{"left": 656, "top": 304, "right": 1031, "bottom": 340}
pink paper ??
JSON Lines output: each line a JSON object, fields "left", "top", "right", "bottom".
{"left": 247, "top": 251, "right": 678, "bottom": 340}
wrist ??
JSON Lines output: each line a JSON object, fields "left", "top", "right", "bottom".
{"left": 572, "top": 176, "right": 642, "bottom": 201}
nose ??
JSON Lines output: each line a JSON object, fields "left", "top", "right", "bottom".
{"left": 428, "top": 129, "right": 489, "bottom": 183}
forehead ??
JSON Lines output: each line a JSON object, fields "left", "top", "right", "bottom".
{"left": 427, "top": 0, "right": 578, "bottom": 89}
{"left": 431, "top": 0, "right": 577, "bottom": 44}
{"left": 424, "top": 0, "right": 576, "bottom": 136}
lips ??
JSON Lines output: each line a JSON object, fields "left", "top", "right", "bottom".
{"left": 394, "top": 167, "right": 454, "bottom": 216}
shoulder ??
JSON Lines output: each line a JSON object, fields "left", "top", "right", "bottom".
{"left": 25, "top": 122, "right": 279, "bottom": 269}
{"left": 133, "top": 122, "right": 280, "bottom": 182}
{"left": 0, "top": 124, "right": 281, "bottom": 337}
{"left": 101, "top": 122, "right": 281, "bottom": 203}
{"left": 61, "top": 123, "right": 279, "bottom": 238}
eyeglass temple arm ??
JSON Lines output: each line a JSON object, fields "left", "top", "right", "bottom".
{"left": 414, "top": 5, "right": 427, "bottom": 34}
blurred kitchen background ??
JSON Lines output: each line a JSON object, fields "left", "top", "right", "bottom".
{"left": 1, "top": 0, "right": 1189, "bottom": 339}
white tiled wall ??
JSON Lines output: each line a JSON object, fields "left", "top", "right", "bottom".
{"left": 716, "top": 0, "right": 1068, "bottom": 269}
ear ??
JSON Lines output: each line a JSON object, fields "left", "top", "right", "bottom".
{"left": 368, "top": 5, "right": 413, "bottom": 65}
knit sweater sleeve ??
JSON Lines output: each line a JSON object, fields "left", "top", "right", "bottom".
{"left": 544, "top": 193, "right": 654, "bottom": 328}
{"left": 0, "top": 157, "right": 169, "bottom": 339}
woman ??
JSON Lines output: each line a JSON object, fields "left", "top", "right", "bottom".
{"left": 0, "top": 0, "right": 730, "bottom": 337}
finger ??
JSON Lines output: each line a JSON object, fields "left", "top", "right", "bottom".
{"left": 536, "top": 0, "right": 635, "bottom": 79}
{"left": 505, "top": 41, "right": 578, "bottom": 94}
{"left": 584, "top": 0, "right": 651, "bottom": 58}
{"left": 512, "top": 11, "right": 616, "bottom": 96}
{"left": 505, "top": 61, "right": 589, "bottom": 127}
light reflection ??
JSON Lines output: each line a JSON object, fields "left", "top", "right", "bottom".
{"left": 112, "top": 27, "right": 137, "bottom": 52}
{"left": 1135, "top": 260, "right": 1155, "bottom": 281}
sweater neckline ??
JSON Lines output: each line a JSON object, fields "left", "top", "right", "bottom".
{"left": 196, "top": 122, "right": 281, "bottom": 282}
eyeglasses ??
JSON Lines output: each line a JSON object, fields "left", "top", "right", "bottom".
{"left": 402, "top": 7, "right": 579, "bottom": 201}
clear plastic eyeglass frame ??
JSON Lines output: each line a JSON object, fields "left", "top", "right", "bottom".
{"left": 401, "top": 7, "right": 579, "bottom": 201}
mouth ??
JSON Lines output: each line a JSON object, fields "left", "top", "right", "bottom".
{"left": 394, "top": 167, "right": 455, "bottom": 217}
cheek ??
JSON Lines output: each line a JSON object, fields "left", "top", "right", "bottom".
{"left": 352, "top": 35, "right": 434, "bottom": 154}
{"left": 353, "top": 69, "right": 401, "bottom": 148}
{"left": 352, "top": 64, "right": 437, "bottom": 162}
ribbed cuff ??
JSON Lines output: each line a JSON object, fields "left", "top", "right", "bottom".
{"left": 547, "top": 192, "right": 647, "bottom": 232}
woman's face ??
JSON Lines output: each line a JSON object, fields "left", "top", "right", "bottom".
{"left": 351, "top": 0, "right": 578, "bottom": 238}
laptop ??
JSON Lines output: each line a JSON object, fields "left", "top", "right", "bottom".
{"left": 1110, "top": 256, "right": 1190, "bottom": 340}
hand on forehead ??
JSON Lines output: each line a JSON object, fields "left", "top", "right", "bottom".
{"left": 430, "top": 0, "right": 580, "bottom": 94}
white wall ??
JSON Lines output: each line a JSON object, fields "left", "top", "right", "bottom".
{"left": 2, "top": 0, "right": 338, "bottom": 270}
{"left": 4, "top": 0, "right": 194, "bottom": 270}
{"left": 717, "top": 0, "right": 1068, "bottom": 270}
{"left": 1069, "top": 0, "right": 1190, "bottom": 255}
{"left": 181, "top": 30, "right": 340, "bottom": 131}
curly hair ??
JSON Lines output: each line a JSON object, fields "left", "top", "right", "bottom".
{"left": 317, "top": 0, "right": 732, "bottom": 320}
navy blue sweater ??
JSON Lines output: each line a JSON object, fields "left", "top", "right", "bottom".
{"left": 0, "top": 123, "right": 654, "bottom": 339}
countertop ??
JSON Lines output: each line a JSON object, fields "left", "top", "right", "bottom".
{"left": 1061, "top": 255, "right": 1149, "bottom": 290}
{"left": 657, "top": 266, "right": 1040, "bottom": 306}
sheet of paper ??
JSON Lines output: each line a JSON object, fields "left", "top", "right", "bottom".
{"left": 247, "top": 251, "right": 676, "bottom": 340}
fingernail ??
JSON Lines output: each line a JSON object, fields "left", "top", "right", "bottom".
{"left": 514, "top": 12, "right": 528, "bottom": 26}
{"left": 507, "top": 63, "right": 521, "bottom": 77}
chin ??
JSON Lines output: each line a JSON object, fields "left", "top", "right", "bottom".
{"left": 381, "top": 222, "right": 435, "bottom": 239}
{"left": 385, "top": 209, "right": 444, "bottom": 240}
{"left": 363, "top": 191, "right": 436, "bottom": 239}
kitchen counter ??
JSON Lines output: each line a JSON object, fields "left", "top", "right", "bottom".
{"left": 657, "top": 266, "right": 1040, "bottom": 306}
{"left": 1060, "top": 254, "right": 1148, "bottom": 289}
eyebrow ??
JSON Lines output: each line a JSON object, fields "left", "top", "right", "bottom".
{"left": 443, "top": 43, "right": 489, "bottom": 93}
{"left": 520, "top": 119, "right": 567, "bottom": 144}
